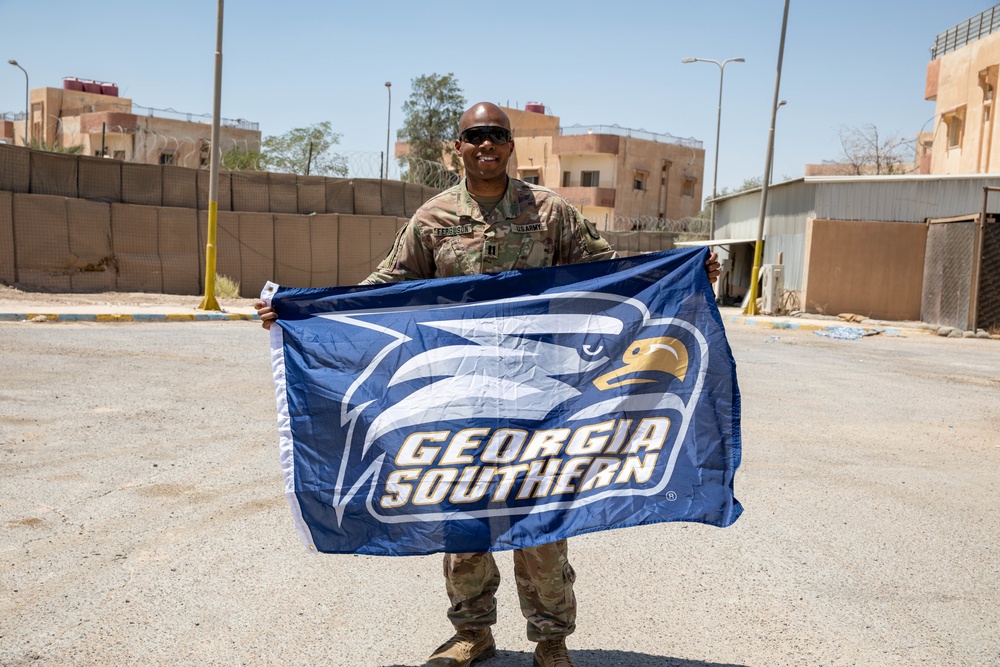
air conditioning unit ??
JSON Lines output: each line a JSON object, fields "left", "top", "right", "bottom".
{"left": 761, "top": 264, "right": 784, "bottom": 315}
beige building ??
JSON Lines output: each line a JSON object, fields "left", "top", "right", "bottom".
{"left": 1, "top": 77, "right": 260, "bottom": 168}
{"left": 504, "top": 106, "right": 705, "bottom": 231}
{"left": 396, "top": 104, "right": 705, "bottom": 231}
{"left": 925, "top": 4, "right": 1000, "bottom": 174}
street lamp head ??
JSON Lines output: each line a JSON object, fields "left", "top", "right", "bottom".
{"left": 680, "top": 58, "right": 697, "bottom": 63}
{"left": 8, "top": 59, "right": 18, "bottom": 66}
{"left": 385, "top": 81, "right": 391, "bottom": 88}
{"left": 732, "top": 58, "right": 746, "bottom": 63}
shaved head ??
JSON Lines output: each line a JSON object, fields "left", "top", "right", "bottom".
{"left": 459, "top": 102, "right": 511, "bottom": 133}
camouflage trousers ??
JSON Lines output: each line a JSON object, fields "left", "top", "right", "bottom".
{"left": 443, "top": 539, "right": 576, "bottom": 642}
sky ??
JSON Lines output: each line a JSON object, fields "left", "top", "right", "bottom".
{"left": 0, "top": 0, "right": 995, "bottom": 196}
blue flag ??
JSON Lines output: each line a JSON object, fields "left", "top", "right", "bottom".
{"left": 264, "top": 247, "right": 742, "bottom": 556}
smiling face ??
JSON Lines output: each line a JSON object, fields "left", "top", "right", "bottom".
{"left": 455, "top": 102, "right": 514, "bottom": 196}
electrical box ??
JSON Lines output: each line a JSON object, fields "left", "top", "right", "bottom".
{"left": 761, "top": 264, "right": 784, "bottom": 315}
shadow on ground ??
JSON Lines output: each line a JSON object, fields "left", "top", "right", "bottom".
{"left": 385, "top": 648, "right": 750, "bottom": 667}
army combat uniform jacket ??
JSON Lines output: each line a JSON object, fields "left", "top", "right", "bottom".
{"left": 362, "top": 177, "right": 616, "bottom": 283}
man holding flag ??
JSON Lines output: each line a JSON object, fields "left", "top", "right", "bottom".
{"left": 257, "top": 102, "right": 724, "bottom": 667}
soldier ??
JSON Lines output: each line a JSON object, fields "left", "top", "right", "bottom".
{"left": 257, "top": 101, "right": 720, "bottom": 667}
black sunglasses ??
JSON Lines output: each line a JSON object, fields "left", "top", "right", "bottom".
{"left": 459, "top": 126, "right": 512, "bottom": 146}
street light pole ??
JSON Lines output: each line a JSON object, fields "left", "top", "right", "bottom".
{"left": 681, "top": 56, "right": 744, "bottom": 241}
{"left": 746, "top": 0, "right": 792, "bottom": 316}
{"left": 384, "top": 82, "right": 392, "bottom": 179}
{"left": 769, "top": 100, "right": 787, "bottom": 185}
{"left": 198, "top": 0, "right": 225, "bottom": 311}
{"left": 8, "top": 60, "right": 29, "bottom": 146}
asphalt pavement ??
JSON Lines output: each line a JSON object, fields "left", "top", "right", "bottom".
{"left": 1, "top": 310, "right": 998, "bottom": 666}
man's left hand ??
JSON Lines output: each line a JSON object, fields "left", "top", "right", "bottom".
{"left": 706, "top": 251, "right": 720, "bottom": 285}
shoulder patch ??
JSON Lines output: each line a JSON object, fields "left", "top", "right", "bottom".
{"left": 583, "top": 218, "right": 601, "bottom": 240}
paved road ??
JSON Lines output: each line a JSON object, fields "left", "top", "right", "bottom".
{"left": 1, "top": 321, "right": 997, "bottom": 667}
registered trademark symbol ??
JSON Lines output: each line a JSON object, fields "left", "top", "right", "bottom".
{"left": 665, "top": 491, "right": 677, "bottom": 501}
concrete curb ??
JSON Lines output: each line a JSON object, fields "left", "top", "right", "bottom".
{"left": 721, "top": 313, "right": 830, "bottom": 332}
{"left": 0, "top": 312, "right": 259, "bottom": 323}
{"left": 716, "top": 312, "right": 962, "bottom": 339}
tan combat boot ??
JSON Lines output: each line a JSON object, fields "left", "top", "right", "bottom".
{"left": 532, "top": 638, "right": 576, "bottom": 667}
{"left": 424, "top": 627, "right": 496, "bottom": 667}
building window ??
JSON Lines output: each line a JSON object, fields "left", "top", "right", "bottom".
{"left": 562, "top": 171, "right": 571, "bottom": 187}
{"left": 633, "top": 170, "right": 648, "bottom": 191}
{"left": 581, "top": 170, "right": 600, "bottom": 187}
{"left": 159, "top": 151, "right": 176, "bottom": 165}
{"left": 948, "top": 116, "right": 963, "bottom": 148}
{"left": 522, "top": 173, "right": 539, "bottom": 185}
{"left": 943, "top": 106, "right": 966, "bottom": 150}
{"left": 113, "top": 150, "right": 125, "bottom": 160}
{"left": 682, "top": 178, "right": 696, "bottom": 197}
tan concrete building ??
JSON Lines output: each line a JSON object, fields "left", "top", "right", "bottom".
{"left": 1, "top": 78, "right": 260, "bottom": 168}
{"left": 395, "top": 104, "right": 705, "bottom": 231}
{"left": 504, "top": 105, "right": 705, "bottom": 231}
{"left": 925, "top": 4, "right": 1000, "bottom": 174}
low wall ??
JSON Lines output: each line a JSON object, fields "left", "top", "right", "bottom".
{"left": 0, "top": 192, "right": 409, "bottom": 296}
{"left": 1, "top": 191, "right": 680, "bottom": 296}
{"left": 0, "top": 143, "right": 682, "bottom": 295}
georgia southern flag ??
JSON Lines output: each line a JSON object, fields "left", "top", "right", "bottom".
{"left": 264, "top": 247, "right": 742, "bottom": 556}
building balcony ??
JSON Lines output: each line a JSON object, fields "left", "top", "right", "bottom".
{"left": 553, "top": 186, "right": 616, "bottom": 208}
{"left": 552, "top": 133, "right": 620, "bottom": 155}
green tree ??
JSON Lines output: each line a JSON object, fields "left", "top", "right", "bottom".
{"left": 221, "top": 146, "right": 262, "bottom": 171}
{"left": 399, "top": 73, "right": 465, "bottom": 168}
{"left": 260, "top": 121, "right": 347, "bottom": 176}
{"left": 28, "top": 138, "right": 83, "bottom": 154}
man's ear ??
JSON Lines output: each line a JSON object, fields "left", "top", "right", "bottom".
{"left": 454, "top": 139, "right": 462, "bottom": 153}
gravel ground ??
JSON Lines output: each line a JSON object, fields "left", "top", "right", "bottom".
{"left": 1, "top": 319, "right": 998, "bottom": 667}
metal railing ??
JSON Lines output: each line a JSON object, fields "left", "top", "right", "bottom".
{"left": 131, "top": 104, "right": 258, "bottom": 130}
{"left": 560, "top": 124, "right": 702, "bottom": 149}
{"left": 931, "top": 4, "right": 1000, "bottom": 59}
{"left": 1, "top": 101, "right": 258, "bottom": 131}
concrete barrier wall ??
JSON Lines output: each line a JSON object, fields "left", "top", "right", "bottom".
{"left": 4, "top": 193, "right": 426, "bottom": 295}
{"left": 4, "top": 191, "right": 682, "bottom": 295}
{"left": 1, "top": 143, "right": 684, "bottom": 294}
{"left": 604, "top": 230, "right": 675, "bottom": 256}
{"left": 0, "top": 191, "right": 15, "bottom": 284}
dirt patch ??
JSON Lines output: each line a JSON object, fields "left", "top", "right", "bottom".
{"left": 7, "top": 517, "right": 45, "bottom": 528}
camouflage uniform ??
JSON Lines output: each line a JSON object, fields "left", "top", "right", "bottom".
{"left": 445, "top": 540, "right": 577, "bottom": 642}
{"left": 362, "top": 177, "right": 615, "bottom": 284}
{"left": 363, "top": 177, "right": 615, "bottom": 642}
